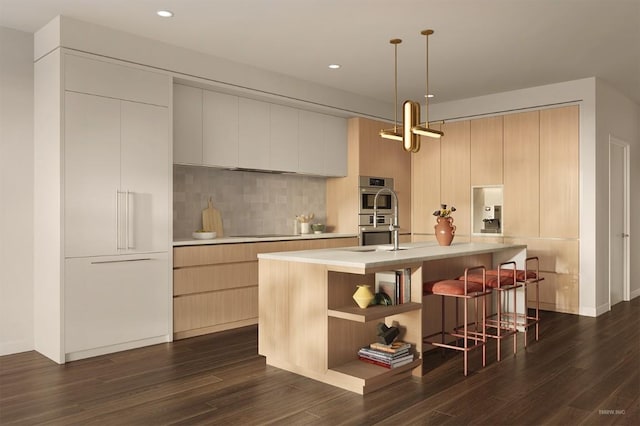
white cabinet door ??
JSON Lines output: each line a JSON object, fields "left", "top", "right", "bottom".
{"left": 64, "top": 92, "right": 121, "bottom": 257}
{"left": 298, "top": 110, "right": 347, "bottom": 176}
{"left": 270, "top": 104, "right": 299, "bottom": 172}
{"left": 239, "top": 98, "right": 270, "bottom": 169}
{"left": 64, "top": 54, "right": 170, "bottom": 107}
{"left": 121, "top": 101, "right": 170, "bottom": 253}
{"left": 64, "top": 253, "right": 170, "bottom": 354}
{"left": 324, "top": 115, "right": 348, "bottom": 177}
{"left": 298, "top": 110, "right": 325, "bottom": 175}
{"left": 203, "top": 90, "right": 239, "bottom": 168}
{"left": 173, "top": 84, "right": 203, "bottom": 165}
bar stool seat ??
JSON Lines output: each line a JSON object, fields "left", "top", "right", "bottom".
{"left": 458, "top": 262, "right": 520, "bottom": 361}
{"left": 485, "top": 257, "right": 544, "bottom": 345}
{"left": 423, "top": 266, "right": 491, "bottom": 376}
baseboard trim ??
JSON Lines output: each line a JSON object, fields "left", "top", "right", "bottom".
{"left": 0, "top": 339, "right": 34, "bottom": 357}
{"left": 65, "top": 334, "right": 171, "bottom": 362}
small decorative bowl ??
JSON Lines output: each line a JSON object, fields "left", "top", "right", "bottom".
{"left": 311, "top": 223, "right": 325, "bottom": 233}
{"left": 192, "top": 231, "right": 216, "bottom": 240}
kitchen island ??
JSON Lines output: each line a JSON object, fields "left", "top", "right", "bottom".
{"left": 258, "top": 241, "right": 527, "bottom": 394}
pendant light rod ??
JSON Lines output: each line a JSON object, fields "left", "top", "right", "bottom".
{"left": 391, "top": 38, "right": 401, "bottom": 132}
{"left": 421, "top": 29, "right": 433, "bottom": 127}
{"left": 411, "top": 29, "right": 443, "bottom": 140}
{"left": 380, "top": 38, "right": 403, "bottom": 141}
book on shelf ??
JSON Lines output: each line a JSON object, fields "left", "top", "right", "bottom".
{"left": 369, "top": 341, "right": 411, "bottom": 354}
{"left": 357, "top": 342, "right": 416, "bottom": 368}
{"left": 357, "top": 353, "right": 415, "bottom": 369}
{"left": 374, "top": 268, "right": 411, "bottom": 305}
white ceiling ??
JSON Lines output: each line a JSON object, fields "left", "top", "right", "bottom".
{"left": 1, "top": 0, "right": 639, "bottom": 105}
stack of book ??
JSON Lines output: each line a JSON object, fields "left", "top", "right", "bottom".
{"left": 357, "top": 341, "right": 414, "bottom": 369}
{"left": 375, "top": 268, "right": 412, "bottom": 305}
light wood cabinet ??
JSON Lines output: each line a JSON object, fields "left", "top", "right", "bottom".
{"left": 412, "top": 127, "right": 442, "bottom": 234}
{"left": 470, "top": 116, "right": 503, "bottom": 186}
{"left": 540, "top": 105, "right": 579, "bottom": 239}
{"left": 327, "top": 117, "right": 411, "bottom": 234}
{"left": 440, "top": 120, "right": 471, "bottom": 237}
{"left": 259, "top": 258, "right": 422, "bottom": 395}
{"left": 503, "top": 110, "right": 540, "bottom": 238}
{"left": 173, "top": 84, "right": 202, "bottom": 165}
{"left": 172, "top": 237, "right": 358, "bottom": 339}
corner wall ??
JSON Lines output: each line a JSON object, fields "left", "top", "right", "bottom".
{"left": 0, "top": 27, "right": 34, "bottom": 355}
{"left": 595, "top": 79, "right": 640, "bottom": 312}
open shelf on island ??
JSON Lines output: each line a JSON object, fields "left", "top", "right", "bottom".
{"left": 328, "top": 302, "right": 421, "bottom": 323}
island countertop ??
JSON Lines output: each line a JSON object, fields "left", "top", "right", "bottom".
{"left": 258, "top": 241, "right": 528, "bottom": 273}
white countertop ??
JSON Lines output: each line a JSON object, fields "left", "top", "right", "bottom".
{"left": 173, "top": 232, "right": 358, "bottom": 246}
{"left": 258, "top": 241, "right": 527, "bottom": 271}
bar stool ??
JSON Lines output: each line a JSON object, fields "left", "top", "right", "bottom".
{"left": 458, "top": 261, "right": 521, "bottom": 361}
{"left": 423, "top": 266, "right": 491, "bottom": 376}
{"left": 485, "top": 257, "right": 544, "bottom": 345}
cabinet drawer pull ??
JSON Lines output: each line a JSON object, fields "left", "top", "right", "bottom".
{"left": 91, "top": 258, "right": 152, "bottom": 264}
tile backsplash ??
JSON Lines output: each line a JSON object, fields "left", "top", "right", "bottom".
{"left": 173, "top": 165, "right": 327, "bottom": 238}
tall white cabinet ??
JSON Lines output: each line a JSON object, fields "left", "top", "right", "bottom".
{"left": 34, "top": 50, "right": 172, "bottom": 363}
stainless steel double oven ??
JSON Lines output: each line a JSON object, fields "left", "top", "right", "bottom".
{"left": 358, "top": 176, "right": 394, "bottom": 246}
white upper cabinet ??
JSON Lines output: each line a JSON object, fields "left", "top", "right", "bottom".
{"left": 64, "top": 53, "right": 169, "bottom": 107}
{"left": 299, "top": 110, "right": 347, "bottom": 176}
{"left": 269, "top": 104, "right": 299, "bottom": 172}
{"left": 173, "top": 84, "right": 203, "bottom": 165}
{"left": 203, "top": 90, "right": 239, "bottom": 168}
{"left": 298, "top": 110, "right": 325, "bottom": 175}
{"left": 323, "top": 114, "right": 348, "bottom": 177}
{"left": 173, "top": 84, "right": 347, "bottom": 176}
{"left": 239, "top": 98, "right": 270, "bottom": 169}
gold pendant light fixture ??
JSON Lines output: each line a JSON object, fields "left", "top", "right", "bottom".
{"left": 380, "top": 29, "right": 444, "bottom": 153}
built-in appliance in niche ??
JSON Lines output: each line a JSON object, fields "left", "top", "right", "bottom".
{"left": 472, "top": 185, "right": 504, "bottom": 235}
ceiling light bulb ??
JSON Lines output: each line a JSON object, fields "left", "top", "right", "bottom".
{"left": 157, "top": 10, "right": 174, "bottom": 18}
{"left": 328, "top": 64, "right": 341, "bottom": 69}
{"left": 426, "top": 94, "right": 434, "bottom": 98}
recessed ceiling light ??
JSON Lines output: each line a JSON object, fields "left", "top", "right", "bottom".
{"left": 328, "top": 64, "right": 341, "bottom": 69}
{"left": 426, "top": 94, "right": 435, "bottom": 98}
{"left": 157, "top": 10, "right": 174, "bottom": 18}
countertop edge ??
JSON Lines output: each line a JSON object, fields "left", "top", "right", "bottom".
{"left": 257, "top": 242, "right": 528, "bottom": 270}
{"left": 173, "top": 233, "right": 358, "bottom": 246}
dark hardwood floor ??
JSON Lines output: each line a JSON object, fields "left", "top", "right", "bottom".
{"left": 1, "top": 298, "right": 638, "bottom": 425}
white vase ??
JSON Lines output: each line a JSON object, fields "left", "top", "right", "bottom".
{"left": 300, "top": 222, "right": 311, "bottom": 234}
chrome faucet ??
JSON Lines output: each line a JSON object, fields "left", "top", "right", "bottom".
{"left": 373, "top": 188, "right": 400, "bottom": 251}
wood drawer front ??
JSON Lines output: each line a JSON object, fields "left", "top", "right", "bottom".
{"left": 173, "top": 238, "right": 357, "bottom": 267}
{"left": 174, "top": 261, "right": 258, "bottom": 295}
{"left": 173, "top": 286, "right": 258, "bottom": 332}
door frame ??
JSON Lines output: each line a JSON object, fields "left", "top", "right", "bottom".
{"left": 608, "top": 136, "right": 631, "bottom": 306}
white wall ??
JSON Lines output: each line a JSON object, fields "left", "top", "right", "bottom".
{"left": 0, "top": 27, "right": 34, "bottom": 355}
{"left": 595, "top": 79, "right": 640, "bottom": 311}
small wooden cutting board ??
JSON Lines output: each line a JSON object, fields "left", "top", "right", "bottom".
{"left": 202, "top": 198, "right": 223, "bottom": 237}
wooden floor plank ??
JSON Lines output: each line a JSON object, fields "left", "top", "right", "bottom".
{"left": 0, "top": 298, "right": 638, "bottom": 425}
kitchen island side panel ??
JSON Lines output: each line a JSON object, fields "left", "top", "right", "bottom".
{"left": 258, "top": 259, "right": 329, "bottom": 374}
